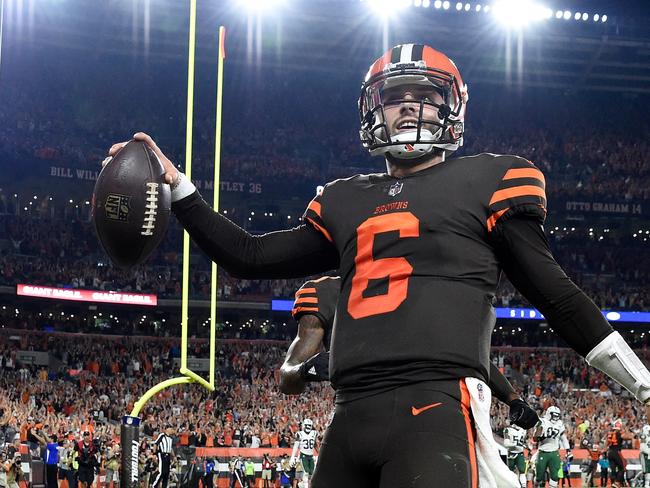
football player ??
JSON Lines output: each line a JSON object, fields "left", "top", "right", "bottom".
{"left": 583, "top": 443, "right": 601, "bottom": 488}
{"left": 503, "top": 424, "right": 528, "bottom": 488}
{"left": 640, "top": 425, "right": 650, "bottom": 488}
{"left": 607, "top": 419, "right": 630, "bottom": 487}
{"left": 290, "top": 419, "right": 318, "bottom": 488}
{"left": 109, "top": 43, "right": 650, "bottom": 488}
{"left": 533, "top": 406, "right": 570, "bottom": 488}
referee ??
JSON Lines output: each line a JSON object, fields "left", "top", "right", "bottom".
{"left": 152, "top": 426, "right": 174, "bottom": 488}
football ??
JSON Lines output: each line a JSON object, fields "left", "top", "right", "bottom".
{"left": 92, "top": 140, "right": 171, "bottom": 268}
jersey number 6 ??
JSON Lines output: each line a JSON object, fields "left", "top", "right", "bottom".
{"left": 348, "top": 212, "right": 419, "bottom": 319}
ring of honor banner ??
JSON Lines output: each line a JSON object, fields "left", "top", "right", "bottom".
{"left": 121, "top": 416, "right": 141, "bottom": 488}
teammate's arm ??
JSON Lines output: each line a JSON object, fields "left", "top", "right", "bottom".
{"left": 108, "top": 133, "right": 339, "bottom": 279}
{"left": 279, "top": 315, "right": 326, "bottom": 395}
{"left": 493, "top": 216, "right": 650, "bottom": 408}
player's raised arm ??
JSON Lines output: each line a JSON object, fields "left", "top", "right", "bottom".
{"left": 107, "top": 133, "right": 339, "bottom": 279}
{"left": 491, "top": 214, "right": 650, "bottom": 412}
{"left": 489, "top": 362, "right": 539, "bottom": 429}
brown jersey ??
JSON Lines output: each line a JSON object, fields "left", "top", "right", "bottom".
{"left": 302, "top": 153, "right": 546, "bottom": 400}
{"left": 607, "top": 430, "right": 623, "bottom": 450}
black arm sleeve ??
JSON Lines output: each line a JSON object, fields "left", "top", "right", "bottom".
{"left": 491, "top": 216, "right": 613, "bottom": 357}
{"left": 488, "top": 362, "right": 517, "bottom": 404}
{"left": 171, "top": 191, "right": 340, "bottom": 279}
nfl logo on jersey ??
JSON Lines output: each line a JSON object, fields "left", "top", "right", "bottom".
{"left": 477, "top": 383, "right": 484, "bottom": 401}
{"left": 388, "top": 182, "right": 403, "bottom": 197}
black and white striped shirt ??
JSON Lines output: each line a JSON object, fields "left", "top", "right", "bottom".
{"left": 155, "top": 433, "right": 173, "bottom": 455}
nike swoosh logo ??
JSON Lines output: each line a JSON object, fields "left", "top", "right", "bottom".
{"left": 411, "top": 402, "right": 443, "bottom": 416}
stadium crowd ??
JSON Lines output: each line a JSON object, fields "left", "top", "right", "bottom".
{"left": 2, "top": 69, "right": 650, "bottom": 202}
{"left": 0, "top": 331, "right": 648, "bottom": 444}
{"left": 1, "top": 331, "right": 650, "bottom": 486}
{"left": 1, "top": 211, "right": 648, "bottom": 313}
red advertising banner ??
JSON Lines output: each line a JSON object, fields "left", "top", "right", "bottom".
{"left": 16, "top": 284, "right": 157, "bottom": 306}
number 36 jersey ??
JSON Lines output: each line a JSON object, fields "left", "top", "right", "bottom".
{"left": 303, "top": 153, "right": 547, "bottom": 401}
{"left": 296, "top": 430, "right": 318, "bottom": 456}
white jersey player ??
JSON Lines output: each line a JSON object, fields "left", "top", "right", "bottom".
{"left": 504, "top": 424, "right": 528, "bottom": 487}
{"left": 534, "top": 406, "right": 570, "bottom": 488}
{"left": 640, "top": 424, "right": 650, "bottom": 487}
{"left": 291, "top": 419, "right": 318, "bottom": 488}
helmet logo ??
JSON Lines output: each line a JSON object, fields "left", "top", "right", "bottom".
{"left": 388, "top": 182, "right": 403, "bottom": 197}
{"left": 404, "top": 143, "right": 415, "bottom": 152}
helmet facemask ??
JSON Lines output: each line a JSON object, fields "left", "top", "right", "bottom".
{"left": 546, "top": 406, "right": 561, "bottom": 422}
{"left": 359, "top": 65, "right": 466, "bottom": 159}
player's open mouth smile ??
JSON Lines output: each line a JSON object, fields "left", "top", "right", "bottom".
{"left": 396, "top": 119, "right": 419, "bottom": 131}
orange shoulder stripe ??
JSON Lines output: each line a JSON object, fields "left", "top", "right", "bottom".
{"left": 308, "top": 199, "right": 322, "bottom": 218}
{"left": 487, "top": 208, "right": 509, "bottom": 232}
{"left": 502, "top": 168, "right": 545, "bottom": 186}
{"left": 291, "top": 306, "right": 320, "bottom": 315}
{"left": 489, "top": 185, "right": 546, "bottom": 206}
{"left": 295, "top": 288, "right": 317, "bottom": 296}
{"left": 306, "top": 217, "right": 333, "bottom": 243}
{"left": 295, "top": 297, "right": 318, "bottom": 304}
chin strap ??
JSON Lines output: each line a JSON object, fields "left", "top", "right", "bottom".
{"left": 586, "top": 331, "right": 650, "bottom": 403}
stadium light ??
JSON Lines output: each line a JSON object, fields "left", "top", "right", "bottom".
{"left": 443, "top": 1, "right": 450, "bottom": 9}
{"left": 236, "top": 0, "right": 285, "bottom": 11}
{"left": 456, "top": 2, "right": 462, "bottom": 10}
{"left": 476, "top": 4, "right": 482, "bottom": 11}
{"left": 555, "top": 9, "right": 562, "bottom": 18}
{"left": 366, "top": 0, "right": 411, "bottom": 16}
{"left": 434, "top": 0, "right": 442, "bottom": 7}
{"left": 593, "top": 13, "right": 599, "bottom": 21}
{"left": 414, "top": 0, "right": 422, "bottom": 6}
{"left": 581, "top": 12, "right": 588, "bottom": 21}
{"left": 563, "top": 10, "right": 571, "bottom": 19}
{"left": 602, "top": 14, "right": 607, "bottom": 22}
{"left": 492, "top": 0, "right": 549, "bottom": 27}
{"left": 574, "top": 12, "right": 581, "bottom": 20}
{"left": 423, "top": 0, "right": 431, "bottom": 6}
{"left": 464, "top": 3, "right": 471, "bottom": 11}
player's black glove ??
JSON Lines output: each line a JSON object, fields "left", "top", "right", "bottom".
{"left": 508, "top": 398, "right": 539, "bottom": 429}
{"left": 298, "top": 352, "right": 329, "bottom": 382}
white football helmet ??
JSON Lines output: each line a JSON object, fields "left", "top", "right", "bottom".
{"left": 642, "top": 425, "right": 650, "bottom": 436}
{"left": 545, "top": 406, "right": 561, "bottom": 422}
{"left": 302, "top": 418, "right": 313, "bottom": 433}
